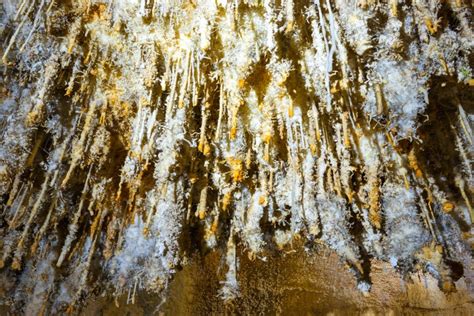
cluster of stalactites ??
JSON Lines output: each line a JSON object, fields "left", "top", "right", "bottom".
{"left": 0, "top": 0, "right": 472, "bottom": 313}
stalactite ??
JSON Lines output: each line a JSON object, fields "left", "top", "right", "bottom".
{"left": 0, "top": 0, "right": 472, "bottom": 314}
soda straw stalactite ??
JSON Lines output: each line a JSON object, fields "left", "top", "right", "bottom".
{"left": 0, "top": 0, "right": 473, "bottom": 314}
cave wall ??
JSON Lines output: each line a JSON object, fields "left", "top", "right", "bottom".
{"left": 0, "top": 0, "right": 473, "bottom": 314}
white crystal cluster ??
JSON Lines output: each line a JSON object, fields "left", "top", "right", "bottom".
{"left": 0, "top": 0, "right": 472, "bottom": 313}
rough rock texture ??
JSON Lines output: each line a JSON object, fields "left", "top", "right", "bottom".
{"left": 82, "top": 245, "right": 474, "bottom": 315}
{"left": 0, "top": 0, "right": 473, "bottom": 314}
